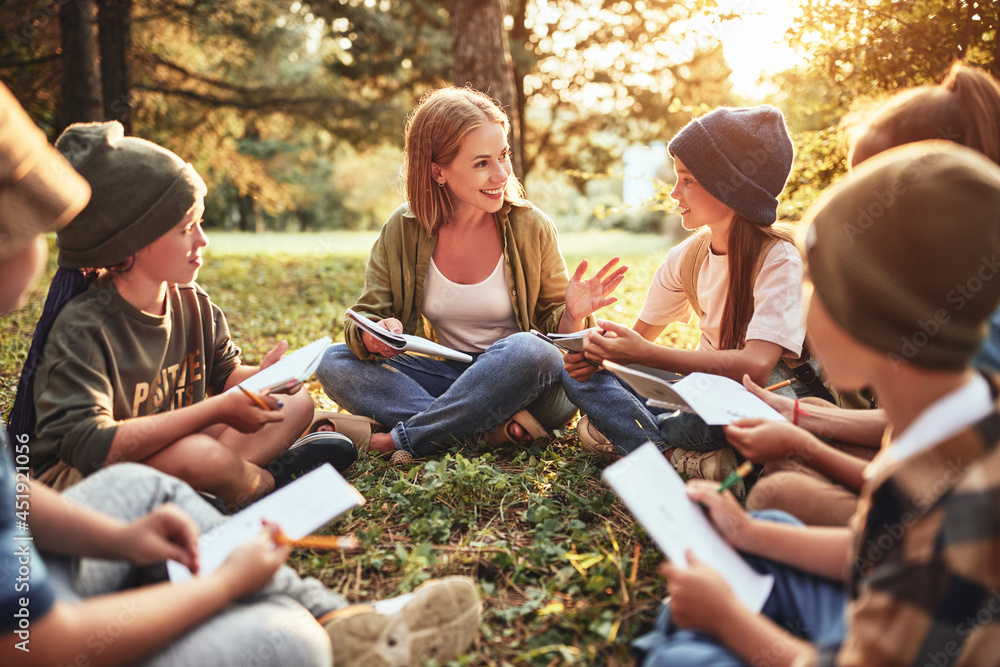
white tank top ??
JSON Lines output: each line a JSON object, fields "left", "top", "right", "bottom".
{"left": 422, "top": 256, "right": 520, "bottom": 353}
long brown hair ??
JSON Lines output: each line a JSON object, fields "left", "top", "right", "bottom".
{"left": 404, "top": 87, "right": 524, "bottom": 235}
{"left": 844, "top": 61, "right": 1000, "bottom": 165}
{"left": 718, "top": 216, "right": 796, "bottom": 350}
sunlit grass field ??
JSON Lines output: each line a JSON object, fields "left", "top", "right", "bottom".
{"left": 2, "top": 230, "right": 701, "bottom": 666}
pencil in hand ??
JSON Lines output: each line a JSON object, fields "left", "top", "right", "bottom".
{"left": 717, "top": 461, "right": 755, "bottom": 494}
{"left": 273, "top": 528, "right": 360, "bottom": 552}
{"left": 238, "top": 384, "right": 273, "bottom": 412}
{"left": 762, "top": 379, "right": 793, "bottom": 392}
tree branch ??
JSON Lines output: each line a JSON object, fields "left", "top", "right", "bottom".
{"left": 0, "top": 53, "right": 62, "bottom": 69}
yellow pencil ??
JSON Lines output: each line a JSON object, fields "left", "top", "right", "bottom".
{"left": 274, "top": 531, "right": 360, "bottom": 552}
{"left": 238, "top": 384, "right": 272, "bottom": 411}
{"left": 762, "top": 379, "right": 793, "bottom": 392}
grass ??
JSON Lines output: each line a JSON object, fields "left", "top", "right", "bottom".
{"left": 2, "top": 230, "right": 702, "bottom": 666}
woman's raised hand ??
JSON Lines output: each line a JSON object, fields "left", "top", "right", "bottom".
{"left": 564, "top": 257, "right": 628, "bottom": 323}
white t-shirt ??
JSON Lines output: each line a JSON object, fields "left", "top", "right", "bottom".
{"left": 638, "top": 234, "right": 806, "bottom": 356}
{"left": 421, "top": 256, "right": 520, "bottom": 353}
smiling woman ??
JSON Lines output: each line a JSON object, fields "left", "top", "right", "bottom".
{"left": 317, "top": 86, "right": 628, "bottom": 462}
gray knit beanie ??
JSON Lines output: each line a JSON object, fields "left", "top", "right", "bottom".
{"left": 54, "top": 121, "right": 207, "bottom": 269}
{"left": 668, "top": 105, "right": 794, "bottom": 225}
{"left": 805, "top": 141, "right": 1000, "bottom": 370}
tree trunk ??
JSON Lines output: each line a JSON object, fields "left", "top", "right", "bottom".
{"left": 509, "top": 0, "right": 531, "bottom": 176}
{"left": 58, "top": 0, "right": 103, "bottom": 130}
{"left": 449, "top": 0, "right": 523, "bottom": 180}
{"left": 96, "top": 0, "right": 133, "bottom": 134}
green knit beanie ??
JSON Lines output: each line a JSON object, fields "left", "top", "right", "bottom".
{"left": 54, "top": 121, "right": 207, "bottom": 269}
{"left": 805, "top": 140, "right": 1000, "bottom": 370}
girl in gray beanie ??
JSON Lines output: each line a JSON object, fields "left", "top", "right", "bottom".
{"left": 563, "top": 105, "right": 812, "bottom": 484}
{"left": 9, "top": 121, "right": 356, "bottom": 507}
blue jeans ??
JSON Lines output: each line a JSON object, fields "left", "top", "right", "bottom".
{"left": 562, "top": 369, "right": 675, "bottom": 454}
{"left": 632, "top": 511, "right": 847, "bottom": 667}
{"left": 316, "top": 331, "right": 576, "bottom": 457}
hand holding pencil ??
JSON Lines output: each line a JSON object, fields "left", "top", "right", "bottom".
{"left": 221, "top": 385, "right": 284, "bottom": 433}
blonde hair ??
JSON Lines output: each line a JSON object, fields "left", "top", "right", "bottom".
{"left": 845, "top": 62, "right": 1000, "bottom": 166}
{"left": 404, "top": 87, "right": 524, "bottom": 235}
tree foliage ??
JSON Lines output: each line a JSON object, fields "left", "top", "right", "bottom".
{"left": 788, "top": 0, "right": 1000, "bottom": 94}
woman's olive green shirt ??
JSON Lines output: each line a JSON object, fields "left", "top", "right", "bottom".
{"left": 344, "top": 199, "right": 591, "bottom": 359}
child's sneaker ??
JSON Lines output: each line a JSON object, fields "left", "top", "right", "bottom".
{"left": 320, "top": 576, "right": 481, "bottom": 667}
{"left": 267, "top": 431, "right": 357, "bottom": 487}
{"left": 667, "top": 447, "right": 745, "bottom": 497}
{"left": 574, "top": 415, "right": 622, "bottom": 461}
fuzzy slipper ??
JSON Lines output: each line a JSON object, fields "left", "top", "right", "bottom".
{"left": 482, "top": 409, "right": 548, "bottom": 448}
{"left": 306, "top": 411, "right": 383, "bottom": 453}
{"left": 575, "top": 415, "right": 621, "bottom": 461}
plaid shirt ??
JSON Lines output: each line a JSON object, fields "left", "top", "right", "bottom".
{"left": 801, "top": 375, "right": 1000, "bottom": 666}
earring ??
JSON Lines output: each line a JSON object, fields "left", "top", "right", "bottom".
{"left": 437, "top": 181, "right": 445, "bottom": 187}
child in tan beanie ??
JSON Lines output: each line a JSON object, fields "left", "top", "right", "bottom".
{"left": 633, "top": 140, "right": 1000, "bottom": 666}
{"left": 8, "top": 121, "right": 355, "bottom": 510}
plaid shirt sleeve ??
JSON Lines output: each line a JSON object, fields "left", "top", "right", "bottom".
{"left": 804, "top": 393, "right": 1000, "bottom": 667}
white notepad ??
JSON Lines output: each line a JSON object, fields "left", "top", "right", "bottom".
{"left": 168, "top": 464, "right": 364, "bottom": 582}
{"left": 602, "top": 442, "right": 774, "bottom": 612}
{"left": 239, "top": 336, "right": 332, "bottom": 394}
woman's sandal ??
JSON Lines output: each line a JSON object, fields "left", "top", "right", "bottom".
{"left": 574, "top": 415, "right": 621, "bottom": 461}
{"left": 306, "top": 411, "right": 384, "bottom": 454}
{"left": 482, "top": 409, "right": 548, "bottom": 448}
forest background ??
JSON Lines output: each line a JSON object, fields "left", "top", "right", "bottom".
{"left": 2, "top": 1, "right": 1000, "bottom": 665}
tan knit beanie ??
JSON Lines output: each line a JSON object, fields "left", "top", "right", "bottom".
{"left": 0, "top": 83, "right": 90, "bottom": 259}
{"left": 54, "top": 121, "right": 207, "bottom": 269}
{"left": 805, "top": 140, "right": 1000, "bottom": 370}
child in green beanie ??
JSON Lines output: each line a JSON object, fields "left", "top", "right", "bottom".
{"left": 9, "top": 121, "right": 354, "bottom": 510}
{"left": 633, "top": 140, "right": 1000, "bottom": 666}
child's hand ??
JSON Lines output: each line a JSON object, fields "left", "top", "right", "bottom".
{"left": 259, "top": 340, "right": 288, "bottom": 370}
{"left": 361, "top": 317, "right": 404, "bottom": 357}
{"left": 581, "top": 320, "right": 649, "bottom": 366}
{"left": 564, "top": 257, "right": 628, "bottom": 322}
{"left": 686, "top": 479, "right": 753, "bottom": 550}
{"left": 221, "top": 389, "right": 285, "bottom": 433}
{"left": 724, "top": 418, "right": 810, "bottom": 463}
{"left": 659, "top": 551, "right": 741, "bottom": 634}
{"left": 564, "top": 351, "right": 600, "bottom": 382}
{"left": 116, "top": 503, "right": 201, "bottom": 572}
{"left": 216, "top": 522, "right": 292, "bottom": 600}
{"left": 256, "top": 340, "right": 304, "bottom": 394}
{"left": 742, "top": 374, "right": 795, "bottom": 420}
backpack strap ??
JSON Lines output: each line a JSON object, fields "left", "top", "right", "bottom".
{"left": 679, "top": 229, "right": 712, "bottom": 318}
{"left": 679, "top": 230, "right": 780, "bottom": 319}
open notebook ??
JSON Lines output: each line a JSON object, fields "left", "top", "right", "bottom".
{"left": 239, "top": 336, "right": 331, "bottom": 394}
{"left": 168, "top": 464, "right": 364, "bottom": 582}
{"left": 603, "top": 361, "right": 786, "bottom": 425}
{"left": 346, "top": 308, "right": 473, "bottom": 363}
